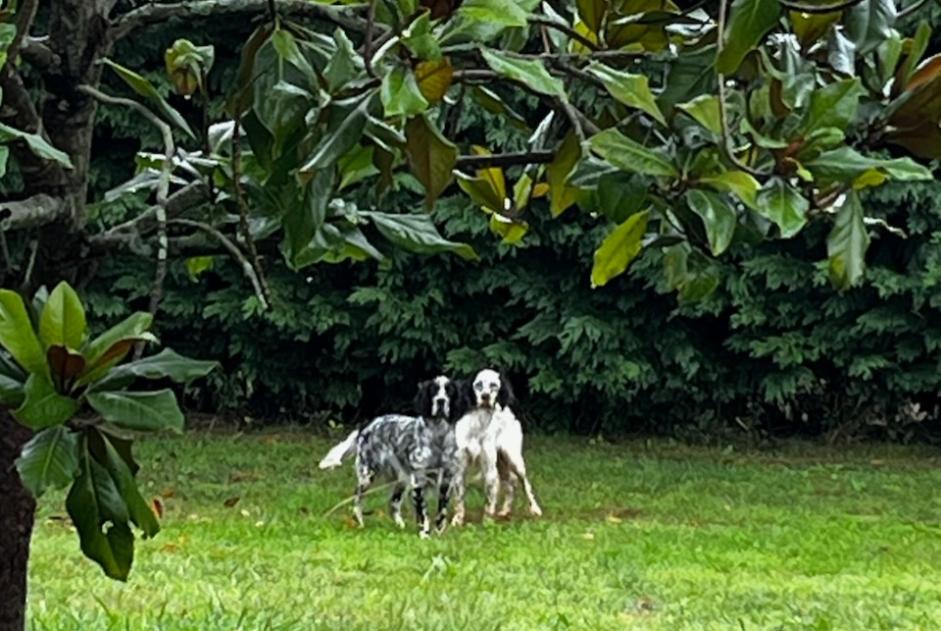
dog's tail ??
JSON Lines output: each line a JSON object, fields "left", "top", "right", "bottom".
{"left": 318, "top": 430, "right": 359, "bottom": 470}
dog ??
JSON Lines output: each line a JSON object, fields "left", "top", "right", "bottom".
{"left": 450, "top": 368, "right": 542, "bottom": 526}
{"left": 318, "top": 376, "right": 466, "bottom": 537}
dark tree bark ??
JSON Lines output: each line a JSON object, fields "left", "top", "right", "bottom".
{"left": 0, "top": 411, "right": 35, "bottom": 631}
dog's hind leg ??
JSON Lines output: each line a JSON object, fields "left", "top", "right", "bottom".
{"left": 496, "top": 451, "right": 516, "bottom": 517}
{"left": 353, "top": 466, "right": 374, "bottom": 528}
{"left": 389, "top": 482, "right": 407, "bottom": 529}
{"left": 506, "top": 452, "right": 541, "bottom": 517}
{"left": 434, "top": 475, "right": 453, "bottom": 534}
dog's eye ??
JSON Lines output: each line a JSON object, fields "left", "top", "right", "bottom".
{"left": 474, "top": 382, "right": 482, "bottom": 391}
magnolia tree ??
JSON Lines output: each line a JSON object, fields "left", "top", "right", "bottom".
{"left": 0, "top": 0, "right": 938, "bottom": 627}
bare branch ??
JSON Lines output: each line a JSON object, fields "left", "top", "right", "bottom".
{"left": 1, "top": 0, "right": 39, "bottom": 75}
{"left": 111, "top": 0, "right": 371, "bottom": 40}
{"left": 776, "top": 0, "right": 866, "bottom": 12}
{"left": 455, "top": 151, "right": 555, "bottom": 170}
{"left": 169, "top": 219, "right": 270, "bottom": 311}
{"left": 19, "top": 37, "right": 60, "bottom": 72}
{"left": 0, "top": 195, "right": 68, "bottom": 231}
{"left": 528, "top": 16, "right": 599, "bottom": 51}
{"left": 77, "top": 84, "right": 174, "bottom": 326}
{"left": 104, "top": 182, "right": 211, "bottom": 237}
{"left": 232, "top": 112, "right": 272, "bottom": 309}
{"left": 363, "top": 0, "right": 378, "bottom": 78}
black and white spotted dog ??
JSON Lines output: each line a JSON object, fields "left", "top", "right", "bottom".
{"left": 451, "top": 368, "right": 542, "bottom": 526}
{"left": 318, "top": 376, "right": 467, "bottom": 537}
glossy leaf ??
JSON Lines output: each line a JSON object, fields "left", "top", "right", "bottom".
{"left": 805, "top": 147, "right": 932, "bottom": 183}
{"left": 591, "top": 210, "right": 650, "bottom": 288}
{"left": 0, "top": 290, "right": 47, "bottom": 376}
{"left": 381, "top": 67, "right": 430, "bottom": 118}
{"left": 801, "top": 78, "right": 864, "bottom": 134}
{"left": 47, "top": 346, "right": 86, "bottom": 383}
{"left": 827, "top": 191, "right": 869, "bottom": 290}
{"left": 13, "top": 373, "right": 80, "bottom": 430}
{"left": 458, "top": 0, "right": 529, "bottom": 27}
{"left": 102, "top": 59, "right": 196, "bottom": 140}
{"left": 363, "top": 211, "right": 478, "bottom": 260}
{"left": 481, "top": 49, "right": 565, "bottom": 97}
{"left": 844, "top": 0, "right": 896, "bottom": 56}
{"left": 588, "top": 129, "right": 677, "bottom": 178}
{"left": 576, "top": 0, "right": 605, "bottom": 33}
{"left": 716, "top": 0, "right": 781, "bottom": 75}
{"left": 93, "top": 348, "right": 219, "bottom": 392}
{"left": 676, "top": 95, "right": 721, "bottom": 134}
{"left": 755, "top": 178, "right": 809, "bottom": 239}
{"left": 87, "top": 389, "right": 185, "bottom": 433}
{"left": 700, "top": 170, "right": 760, "bottom": 209}
{"left": 67, "top": 451, "right": 134, "bottom": 581}
{"left": 685, "top": 190, "right": 737, "bottom": 256}
{"left": 0, "top": 123, "right": 74, "bottom": 169}
{"left": 587, "top": 63, "right": 665, "bottom": 125}
{"left": 415, "top": 59, "right": 454, "bottom": 104}
{"left": 15, "top": 426, "right": 80, "bottom": 498}
{"left": 405, "top": 114, "right": 458, "bottom": 208}
{"left": 80, "top": 312, "right": 156, "bottom": 384}
{"left": 300, "top": 97, "right": 370, "bottom": 173}
{"left": 546, "top": 132, "right": 581, "bottom": 218}
{"left": 98, "top": 432, "right": 160, "bottom": 538}
{"left": 39, "top": 282, "right": 87, "bottom": 350}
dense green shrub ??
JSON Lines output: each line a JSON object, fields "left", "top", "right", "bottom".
{"left": 83, "top": 177, "right": 941, "bottom": 441}
{"left": 78, "top": 8, "right": 941, "bottom": 441}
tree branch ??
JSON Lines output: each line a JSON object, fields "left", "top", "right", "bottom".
{"left": 103, "top": 182, "right": 211, "bottom": 237}
{"left": 77, "top": 84, "right": 174, "bottom": 327}
{"left": 111, "top": 0, "right": 371, "bottom": 40}
{"left": 19, "top": 37, "right": 60, "bottom": 72}
{"left": 169, "top": 219, "right": 270, "bottom": 310}
{"left": 776, "top": 0, "right": 866, "bottom": 13}
{"left": 0, "top": 195, "right": 68, "bottom": 231}
{"left": 528, "top": 16, "right": 599, "bottom": 51}
{"left": 1, "top": 0, "right": 39, "bottom": 75}
{"left": 455, "top": 151, "right": 555, "bottom": 170}
{"left": 232, "top": 111, "right": 272, "bottom": 310}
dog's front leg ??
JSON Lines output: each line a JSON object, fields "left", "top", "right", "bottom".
{"left": 411, "top": 475, "right": 431, "bottom": 538}
{"left": 434, "top": 474, "right": 453, "bottom": 534}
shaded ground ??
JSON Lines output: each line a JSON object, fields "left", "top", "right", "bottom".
{"left": 27, "top": 430, "right": 941, "bottom": 630}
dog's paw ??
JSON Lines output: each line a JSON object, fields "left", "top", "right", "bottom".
{"left": 419, "top": 530, "right": 430, "bottom": 540}
{"left": 529, "top": 504, "right": 543, "bottom": 517}
{"left": 496, "top": 508, "right": 512, "bottom": 518}
{"left": 450, "top": 514, "right": 464, "bottom": 527}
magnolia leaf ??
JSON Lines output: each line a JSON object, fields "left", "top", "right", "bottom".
{"left": 87, "top": 389, "right": 186, "bottom": 433}
{"left": 0, "top": 123, "right": 74, "bottom": 169}
{"left": 700, "top": 170, "right": 760, "bottom": 209}
{"left": 13, "top": 373, "right": 80, "bottom": 430}
{"left": 676, "top": 95, "right": 721, "bottom": 134}
{"left": 588, "top": 129, "right": 677, "bottom": 178}
{"left": 39, "top": 282, "right": 87, "bottom": 350}
{"left": 458, "top": 0, "right": 529, "bottom": 27}
{"left": 716, "top": 0, "right": 782, "bottom": 75}
{"left": 591, "top": 210, "right": 650, "bottom": 288}
{"left": 844, "top": 0, "right": 896, "bottom": 56}
{"left": 15, "top": 426, "right": 80, "bottom": 498}
{"left": 827, "top": 191, "right": 869, "bottom": 290}
{"left": 363, "top": 211, "right": 478, "bottom": 260}
{"left": 685, "top": 190, "right": 737, "bottom": 256}
{"left": 93, "top": 348, "right": 219, "bottom": 392}
{"left": 381, "top": 67, "right": 430, "bottom": 118}
{"left": 805, "top": 146, "right": 932, "bottom": 183}
{"left": 0, "top": 290, "right": 47, "bottom": 376}
{"left": 801, "top": 78, "right": 864, "bottom": 134}
{"left": 405, "top": 114, "right": 458, "bottom": 208}
{"left": 66, "top": 452, "right": 135, "bottom": 581}
{"left": 755, "top": 178, "right": 809, "bottom": 239}
{"left": 587, "top": 63, "right": 665, "bottom": 125}
{"left": 415, "top": 58, "right": 454, "bottom": 104}
{"left": 546, "top": 132, "right": 581, "bottom": 217}
{"left": 102, "top": 59, "right": 196, "bottom": 140}
{"left": 300, "top": 97, "right": 370, "bottom": 173}
{"left": 481, "top": 49, "right": 565, "bottom": 97}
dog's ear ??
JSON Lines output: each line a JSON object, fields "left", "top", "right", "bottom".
{"left": 413, "top": 380, "right": 432, "bottom": 417}
{"left": 497, "top": 373, "right": 516, "bottom": 408}
{"left": 448, "top": 379, "right": 469, "bottom": 421}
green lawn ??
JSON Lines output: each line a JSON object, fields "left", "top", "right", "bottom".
{"left": 27, "top": 430, "right": 941, "bottom": 630}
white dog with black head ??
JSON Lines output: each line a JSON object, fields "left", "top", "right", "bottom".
{"left": 450, "top": 368, "right": 542, "bottom": 526}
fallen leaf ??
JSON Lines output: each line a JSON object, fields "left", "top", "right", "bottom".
{"left": 152, "top": 498, "right": 164, "bottom": 518}
{"left": 223, "top": 496, "right": 240, "bottom": 508}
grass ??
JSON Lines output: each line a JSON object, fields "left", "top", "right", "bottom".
{"left": 26, "top": 429, "right": 941, "bottom": 630}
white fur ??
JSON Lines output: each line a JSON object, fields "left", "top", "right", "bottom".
{"left": 451, "top": 369, "right": 542, "bottom": 525}
{"left": 318, "top": 429, "right": 358, "bottom": 469}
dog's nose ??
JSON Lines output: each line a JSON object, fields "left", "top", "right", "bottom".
{"left": 434, "top": 397, "right": 447, "bottom": 406}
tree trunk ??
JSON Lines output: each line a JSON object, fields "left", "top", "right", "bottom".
{"left": 0, "top": 410, "right": 35, "bottom": 631}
